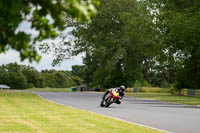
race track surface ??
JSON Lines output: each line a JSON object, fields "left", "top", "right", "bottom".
{"left": 34, "top": 92, "right": 200, "bottom": 133}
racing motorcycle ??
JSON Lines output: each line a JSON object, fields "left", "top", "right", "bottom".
{"left": 100, "top": 88, "right": 120, "bottom": 107}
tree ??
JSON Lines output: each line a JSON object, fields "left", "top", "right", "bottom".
{"left": 0, "top": 65, "right": 8, "bottom": 85}
{"left": 0, "top": 63, "right": 28, "bottom": 89}
{"left": 0, "top": 63, "right": 77, "bottom": 89}
{"left": 41, "top": 69, "right": 76, "bottom": 88}
{"left": 72, "top": 65, "right": 86, "bottom": 79}
{"left": 144, "top": 0, "right": 200, "bottom": 89}
{"left": 8, "top": 71, "right": 27, "bottom": 89}
{"left": 0, "top": 0, "right": 99, "bottom": 62}
{"left": 48, "top": 0, "right": 154, "bottom": 88}
{"left": 21, "top": 66, "right": 44, "bottom": 88}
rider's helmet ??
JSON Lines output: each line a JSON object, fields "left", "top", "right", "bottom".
{"left": 120, "top": 85, "right": 126, "bottom": 91}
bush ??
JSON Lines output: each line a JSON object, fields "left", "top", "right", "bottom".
{"left": 133, "top": 80, "right": 141, "bottom": 87}
{"left": 161, "top": 81, "right": 169, "bottom": 88}
{"left": 170, "top": 88, "right": 179, "bottom": 95}
{"left": 143, "top": 80, "right": 151, "bottom": 87}
{"left": 27, "top": 83, "right": 35, "bottom": 88}
{"left": 133, "top": 80, "right": 151, "bottom": 88}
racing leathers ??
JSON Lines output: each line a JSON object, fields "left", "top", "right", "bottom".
{"left": 100, "top": 87, "right": 125, "bottom": 107}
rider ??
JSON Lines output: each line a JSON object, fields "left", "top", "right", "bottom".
{"left": 100, "top": 85, "right": 126, "bottom": 107}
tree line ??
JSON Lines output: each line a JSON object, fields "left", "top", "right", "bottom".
{"left": 2, "top": 0, "right": 199, "bottom": 90}
{"left": 0, "top": 63, "right": 83, "bottom": 89}
{"left": 42, "top": 0, "right": 200, "bottom": 90}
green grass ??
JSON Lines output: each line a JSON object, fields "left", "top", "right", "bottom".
{"left": 126, "top": 87, "right": 171, "bottom": 93}
{"left": 27, "top": 88, "right": 72, "bottom": 92}
{"left": 127, "top": 93, "right": 200, "bottom": 106}
{"left": 0, "top": 91, "right": 163, "bottom": 133}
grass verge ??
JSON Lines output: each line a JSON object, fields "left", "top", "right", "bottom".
{"left": 27, "top": 88, "right": 72, "bottom": 92}
{"left": 126, "top": 93, "right": 200, "bottom": 106}
{"left": 126, "top": 87, "right": 171, "bottom": 93}
{"left": 0, "top": 91, "right": 164, "bottom": 133}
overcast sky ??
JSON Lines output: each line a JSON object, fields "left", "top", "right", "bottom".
{"left": 0, "top": 20, "right": 83, "bottom": 71}
{"left": 0, "top": 49, "right": 83, "bottom": 71}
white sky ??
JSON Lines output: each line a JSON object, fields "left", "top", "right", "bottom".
{"left": 0, "top": 20, "right": 83, "bottom": 71}
{"left": 0, "top": 49, "right": 83, "bottom": 71}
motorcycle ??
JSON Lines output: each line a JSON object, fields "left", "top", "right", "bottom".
{"left": 100, "top": 88, "right": 120, "bottom": 107}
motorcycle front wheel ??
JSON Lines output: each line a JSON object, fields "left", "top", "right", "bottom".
{"left": 105, "top": 97, "right": 115, "bottom": 107}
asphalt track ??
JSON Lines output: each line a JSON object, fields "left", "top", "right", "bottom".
{"left": 34, "top": 92, "right": 200, "bottom": 133}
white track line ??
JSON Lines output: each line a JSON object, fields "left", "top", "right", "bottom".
{"left": 33, "top": 92, "right": 172, "bottom": 133}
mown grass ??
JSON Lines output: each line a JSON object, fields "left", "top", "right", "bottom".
{"left": 126, "top": 87, "right": 171, "bottom": 93}
{"left": 0, "top": 91, "right": 163, "bottom": 133}
{"left": 127, "top": 93, "right": 200, "bottom": 106}
{"left": 27, "top": 88, "right": 72, "bottom": 92}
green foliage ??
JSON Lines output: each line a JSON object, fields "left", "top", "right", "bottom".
{"left": 21, "top": 66, "right": 44, "bottom": 88}
{"left": 72, "top": 65, "right": 86, "bottom": 80}
{"left": 72, "top": 76, "right": 84, "bottom": 86}
{"left": 0, "top": 63, "right": 76, "bottom": 89}
{"left": 27, "top": 83, "right": 35, "bottom": 88}
{"left": 133, "top": 80, "right": 151, "bottom": 88}
{"left": 41, "top": 70, "right": 76, "bottom": 88}
{"left": 38, "top": 0, "right": 200, "bottom": 89}
{"left": 145, "top": 0, "right": 200, "bottom": 89}
{"left": 160, "top": 82, "right": 169, "bottom": 88}
{"left": 8, "top": 71, "right": 28, "bottom": 89}
{"left": 143, "top": 80, "right": 152, "bottom": 87}
{"left": 0, "top": 63, "right": 27, "bottom": 89}
{"left": 0, "top": 0, "right": 99, "bottom": 62}
{"left": 67, "top": 0, "right": 154, "bottom": 88}
{"left": 133, "top": 80, "right": 142, "bottom": 87}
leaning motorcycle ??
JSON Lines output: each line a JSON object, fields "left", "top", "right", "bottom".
{"left": 100, "top": 88, "right": 120, "bottom": 107}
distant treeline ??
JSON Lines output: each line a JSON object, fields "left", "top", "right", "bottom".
{"left": 0, "top": 63, "right": 82, "bottom": 89}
